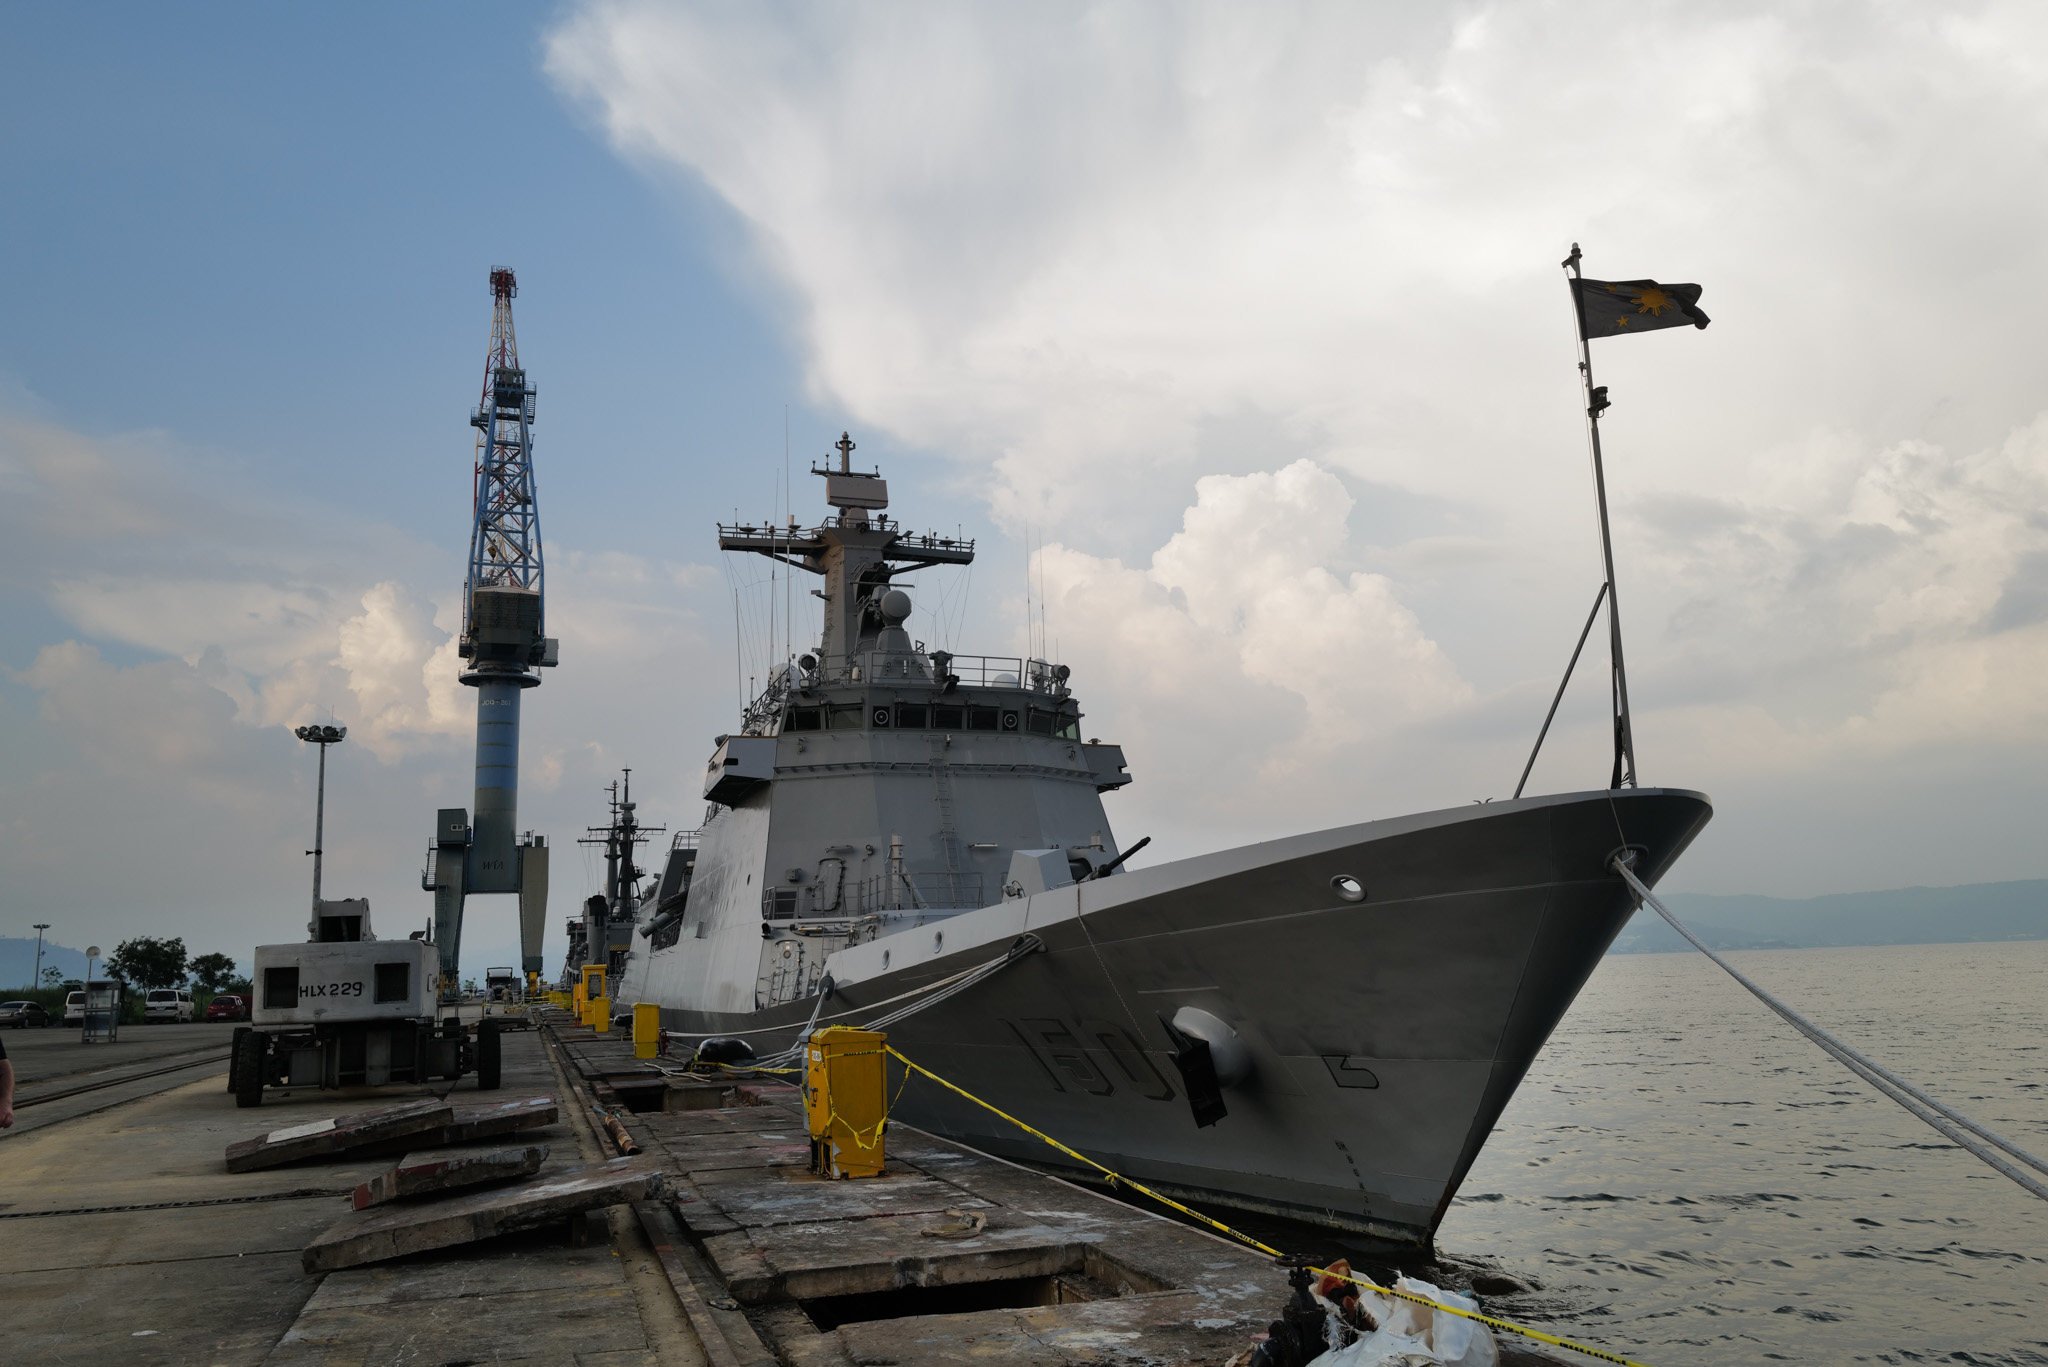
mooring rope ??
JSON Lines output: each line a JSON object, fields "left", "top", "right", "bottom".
{"left": 883, "top": 1044, "right": 1660, "bottom": 1366}
{"left": 1612, "top": 857, "right": 2048, "bottom": 1201}
{"left": 650, "top": 934, "right": 1044, "bottom": 1077}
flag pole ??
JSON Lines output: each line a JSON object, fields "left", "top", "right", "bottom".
{"left": 1562, "top": 243, "right": 1636, "bottom": 788}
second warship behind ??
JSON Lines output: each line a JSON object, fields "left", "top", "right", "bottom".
{"left": 593, "top": 433, "right": 1711, "bottom": 1248}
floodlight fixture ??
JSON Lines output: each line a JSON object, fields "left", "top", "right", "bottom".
{"left": 295, "top": 721, "right": 348, "bottom": 916}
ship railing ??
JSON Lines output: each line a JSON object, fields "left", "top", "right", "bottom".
{"left": 811, "top": 651, "right": 1069, "bottom": 693}
{"left": 670, "top": 829, "right": 699, "bottom": 851}
{"left": 717, "top": 521, "right": 824, "bottom": 546}
{"left": 717, "top": 515, "right": 974, "bottom": 559}
{"left": 761, "top": 871, "right": 986, "bottom": 922}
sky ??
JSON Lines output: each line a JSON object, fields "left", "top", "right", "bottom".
{"left": 6, "top": 2, "right": 2048, "bottom": 979}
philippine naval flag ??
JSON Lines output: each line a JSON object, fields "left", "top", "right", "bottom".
{"left": 1572, "top": 278, "right": 1710, "bottom": 339}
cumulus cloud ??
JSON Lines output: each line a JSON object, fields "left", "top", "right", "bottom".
{"left": 545, "top": 1, "right": 2048, "bottom": 890}
{"left": 1044, "top": 459, "right": 1465, "bottom": 741}
{"left": 546, "top": 2, "right": 2048, "bottom": 537}
{"left": 0, "top": 402, "right": 735, "bottom": 964}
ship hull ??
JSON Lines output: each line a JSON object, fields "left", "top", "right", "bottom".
{"left": 640, "top": 786, "right": 1710, "bottom": 1247}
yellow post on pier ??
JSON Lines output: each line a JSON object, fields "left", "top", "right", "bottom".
{"left": 578, "top": 965, "right": 606, "bottom": 1029}
{"left": 633, "top": 1003, "right": 660, "bottom": 1060}
{"left": 805, "top": 1026, "right": 888, "bottom": 1179}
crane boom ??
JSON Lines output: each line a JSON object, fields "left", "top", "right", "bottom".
{"left": 424, "top": 267, "right": 558, "bottom": 1000}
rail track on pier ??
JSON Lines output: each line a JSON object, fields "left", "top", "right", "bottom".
{"left": 19, "top": 1049, "right": 228, "bottom": 1107}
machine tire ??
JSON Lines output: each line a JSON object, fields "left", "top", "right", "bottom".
{"left": 476, "top": 1020, "right": 502, "bottom": 1091}
{"left": 227, "top": 1026, "right": 251, "bottom": 1092}
{"left": 440, "top": 1019, "right": 465, "bottom": 1082}
{"left": 234, "top": 1030, "right": 267, "bottom": 1108}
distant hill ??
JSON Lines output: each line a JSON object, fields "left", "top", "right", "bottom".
{"left": 1611, "top": 880, "right": 2048, "bottom": 953}
{"left": 0, "top": 937, "right": 93, "bottom": 990}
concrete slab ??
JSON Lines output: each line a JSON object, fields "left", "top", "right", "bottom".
{"left": 351, "top": 1142, "right": 549, "bottom": 1208}
{"left": 619, "top": 1080, "right": 1280, "bottom": 1366}
{"left": 268, "top": 1239, "right": 650, "bottom": 1365}
{"left": 656, "top": 1138, "right": 811, "bottom": 1175}
{"left": 302, "top": 1155, "right": 666, "bottom": 1272}
{"left": 704, "top": 1213, "right": 1114, "bottom": 1303}
{"left": 834, "top": 1291, "right": 1211, "bottom": 1365}
{"left": 427, "top": 1092, "right": 560, "bottom": 1143}
{"left": 225, "top": 1097, "right": 455, "bottom": 1172}
{"left": 684, "top": 1167, "right": 991, "bottom": 1230}
{"left": 0, "top": 1025, "right": 690, "bottom": 1365}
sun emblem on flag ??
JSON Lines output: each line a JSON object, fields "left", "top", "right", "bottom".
{"left": 1630, "top": 286, "right": 1673, "bottom": 316}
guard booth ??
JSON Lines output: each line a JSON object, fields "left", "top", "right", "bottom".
{"left": 81, "top": 979, "right": 121, "bottom": 1044}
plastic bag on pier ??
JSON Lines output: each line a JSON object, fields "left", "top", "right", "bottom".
{"left": 1308, "top": 1276, "right": 1497, "bottom": 1367}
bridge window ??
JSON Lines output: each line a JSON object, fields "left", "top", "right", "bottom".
{"left": 967, "top": 706, "right": 1000, "bottom": 731}
{"left": 934, "top": 704, "right": 965, "bottom": 729}
{"left": 1058, "top": 716, "right": 1081, "bottom": 740}
{"left": 896, "top": 703, "right": 930, "bottom": 728}
{"left": 785, "top": 707, "right": 822, "bottom": 732}
{"left": 1026, "top": 709, "right": 1054, "bottom": 735}
{"left": 828, "top": 705, "right": 864, "bottom": 729}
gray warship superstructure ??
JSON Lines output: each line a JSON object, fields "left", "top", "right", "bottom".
{"left": 610, "top": 434, "right": 1710, "bottom": 1247}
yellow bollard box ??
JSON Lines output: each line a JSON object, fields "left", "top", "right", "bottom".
{"left": 578, "top": 965, "right": 607, "bottom": 1029}
{"left": 633, "top": 1002, "right": 661, "bottom": 1060}
{"left": 805, "top": 1026, "right": 888, "bottom": 1178}
{"left": 591, "top": 995, "right": 611, "bottom": 1032}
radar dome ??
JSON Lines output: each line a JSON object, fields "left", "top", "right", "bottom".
{"left": 879, "top": 588, "right": 913, "bottom": 623}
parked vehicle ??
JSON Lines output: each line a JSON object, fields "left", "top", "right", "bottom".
{"left": 204, "top": 993, "right": 248, "bottom": 1022}
{"left": 144, "top": 988, "right": 196, "bottom": 1023}
{"left": 0, "top": 1000, "right": 52, "bottom": 1028}
{"left": 63, "top": 990, "right": 85, "bottom": 1025}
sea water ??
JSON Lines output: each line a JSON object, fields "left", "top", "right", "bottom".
{"left": 1439, "top": 940, "right": 2048, "bottom": 1365}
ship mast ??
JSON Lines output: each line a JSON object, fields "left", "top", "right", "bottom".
{"left": 719, "top": 433, "right": 975, "bottom": 678}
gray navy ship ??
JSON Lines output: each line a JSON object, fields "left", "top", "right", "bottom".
{"left": 601, "top": 433, "right": 1711, "bottom": 1249}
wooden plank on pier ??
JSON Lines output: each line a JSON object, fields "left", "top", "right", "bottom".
{"left": 224, "top": 1099, "right": 454, "bottom": 1173}
{"left": 302, "top": 1156, "right": 664, "bottom": 1273}
{"left": 428, "top": 1094, "right": 558, "bottom": 1144}
{"left": 350, "top": 1143, "right": 549, "bottom": 1210}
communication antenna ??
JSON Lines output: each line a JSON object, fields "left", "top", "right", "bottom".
{"left": 1023, "top": 524, "right": 1034, "bottom": 659}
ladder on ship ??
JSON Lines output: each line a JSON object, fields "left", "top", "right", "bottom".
{"left": 928, "top": 735, "right": 965, "bottom": 896}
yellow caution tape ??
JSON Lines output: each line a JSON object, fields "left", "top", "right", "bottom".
{"left": 883, "top": 1045, "right": 1658, "bottom": 1367}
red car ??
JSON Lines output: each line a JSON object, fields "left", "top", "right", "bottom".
{"left": 205, "top": 994, "right": 248, "bottom": 1022}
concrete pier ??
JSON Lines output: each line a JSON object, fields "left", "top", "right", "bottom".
{"left": 0, "top": 1012, "right": 1571, "bottom": 1365}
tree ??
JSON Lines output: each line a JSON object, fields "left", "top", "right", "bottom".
{"left": 105, "top": 936, "right": 188, "bottom": 990}
{"left": 40, "top": 966, "right": 62, "bottom": 988}
{"left": 188, "top": 952, "right": 239, "bottom": 993}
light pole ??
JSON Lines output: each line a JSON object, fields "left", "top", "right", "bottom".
{"left": 31, "top": 922, "right": 50, "bottom": 990}
{"left": 294, "top": 724, "right": 348, "bottom": 927}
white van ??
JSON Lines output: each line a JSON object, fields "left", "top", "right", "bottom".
{"left": 64, "top": 990, "right": 85, "bottom": 1025}
{"left": 145, "top": 988, "right": 195, "bottom": 1023}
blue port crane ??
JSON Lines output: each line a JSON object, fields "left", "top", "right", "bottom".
{"left": 422, "top": 267, "right": 558, "bottom": 1000}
